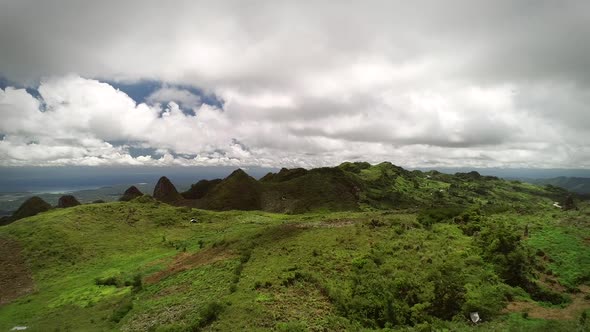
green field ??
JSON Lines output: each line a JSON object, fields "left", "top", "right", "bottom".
{"left": 1, "top": 164, "right": 589, "bottom": 331}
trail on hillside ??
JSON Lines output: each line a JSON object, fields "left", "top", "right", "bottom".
{"left": 0, "top": 237, "right": 35, "bottom": 306}
{"left": 504, "top": 285, "right": 590, "bottom": 320}
{"left": 145, "top": 246, "right": 236, "bottom": 284}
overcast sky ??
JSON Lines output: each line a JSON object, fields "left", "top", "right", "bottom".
{"left": 1, "top": 1, "right": 589, "bottom": 168}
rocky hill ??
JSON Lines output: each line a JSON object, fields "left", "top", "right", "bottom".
{"left": 181, "top": 179, "right": 222, "bottom": 199}
{"left": 153, "top": 176, "right": 182, "bottom": 203}
{"left": 150, "top": 162, "right": 570, "bottom": 215}
{"left": 57, "top": 195, "right": 81, "bottom": 208}
{"left": 119, "top": 186, "right": 144, "bottom": 202}
{"left": 0, "top": 196, "right": 52, "bottom": 226}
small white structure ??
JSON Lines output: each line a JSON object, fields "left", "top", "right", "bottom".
{"left": 553, "top": 202, "right": 562, "bottom": 209}
{"left": 11, "top": 327, "right": 28, "bottom": 331}
{"left": 470, "top": 312, "right": 480, "bottom": 324}
{"left": 190, "top": 218, "right": 198, "bottom": 223}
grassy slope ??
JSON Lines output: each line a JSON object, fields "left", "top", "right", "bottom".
{"left": 1, "top": 195, "right": 589, "bottom": 331}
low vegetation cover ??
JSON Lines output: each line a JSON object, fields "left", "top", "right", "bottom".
{"left": 0, "top": 162, "right": 589, "bottom": 331}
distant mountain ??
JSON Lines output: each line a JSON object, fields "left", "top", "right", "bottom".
{"left": 528, "top": 177, "right": 590, "bottom": 194}
{"left": 0, "top": 196, "right": 52, "bottom": 226}
{"left": 119, "top": 186, "right": 144, "bottom": 201}
{"left": 181, "top": 179, "right": 222, "bottom": 199}
{"left": 153, "top": 176, "right": 183, "bottom": 203}
{"left": 57, "top": 195, "right": 81, "bottom": 208}
{"left": 149, "top": 162, "right": 571, "bottom": 214}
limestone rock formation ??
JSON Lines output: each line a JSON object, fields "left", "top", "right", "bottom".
{"left": 120, "top": 186, "right": 143, "bottom": 201}
{"left": 153, "top": 176, "right": 182, "bottom": 203}
{"left": 57, "top": 195, "right": 81, "bottom": 208}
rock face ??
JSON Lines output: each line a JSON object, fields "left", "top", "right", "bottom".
{"left": 10, "top": 196, "right": 51, "bottom": 223}
{"left": 57, "top": 195, "right": 81, "bottom": 208}
{"left": 120, "top": 186, "right": 143, "bottom": 201}
{"left": 153, "top": 176, "right": 182, "bottom": 203}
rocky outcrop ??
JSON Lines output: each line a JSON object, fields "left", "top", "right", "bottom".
{"left": 57, "top": 195, "right": 81, "bottom": 208}
{"left": 153, "top": 176, "right": 182, "bottom": 203}
{"left": 119, "top": 186, "right": 143, "bottom": 201}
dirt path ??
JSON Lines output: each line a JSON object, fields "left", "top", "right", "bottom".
{"left": 145, "top": 246, "right": 235, "bottom": 284}
{"left": 293, "top": 218, "right": 360, "bottom": 229}
{"left": 504, "top": 285, "right": 590, "bottom": 320}
{"left": 0, "top": 237, "right": 35, "bottom": 306}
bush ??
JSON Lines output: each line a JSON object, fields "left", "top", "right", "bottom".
{"left": 196, "top": 301, "right": 224, "bottom": 329}
{"left": 123, "top": 273, "right": 143, "bottom": 291}
{"left": 276, "top": 321, "right": 307, "bottom": 332}
{"left": 417, "top": 207, "right": 464, "bottom": 228}
{"left": 476, "top": 220, "right": 534, "bottom": 288}
{"left": 95, "top": 276, "right": 120, "bottom": 287}
{"left": 110, "top": 297, "right": 133, "bottom": 322}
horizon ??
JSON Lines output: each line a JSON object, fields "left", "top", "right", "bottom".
{"left": 1, "top": 1, "right": 589, "bottom": 169}
{"left": 2, "top": 163, "right": 590, "bottom": 194}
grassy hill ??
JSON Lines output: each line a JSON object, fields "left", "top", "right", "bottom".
{"left": 530, "top": 176, "right": 590, "bottom": 194}
{"left": 173, "top": 162, "right": 571, "bottom": 215}
{"left": 0, "top": 163, "right": 589, "bottom": 331}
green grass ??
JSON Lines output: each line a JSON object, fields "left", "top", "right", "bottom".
{"left": 528, "top": 223, "right": 590, "bottom": 289}
{"left": 1, "top": 196, "right": 588, "bottom": 331}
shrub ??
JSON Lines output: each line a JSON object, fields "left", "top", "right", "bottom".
{"left": 417, "top": 207, "right": 464, "bottom": 228}
{"left": 110, "top": 297, "right": 133, "bottom": 322}
{"left": 194, "top": 301, "right": 224, "bottom": 330}
{"left": 95, "top": 276, "right": 120, "bottom": 287}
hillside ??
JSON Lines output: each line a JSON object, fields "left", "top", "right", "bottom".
{"left": 0, "top": 163, "right": 588, "bottom": 331}
{"left": 168, "top": 162, "right": 571, "bottom": 215}
{"left": 529, "top": 177, "right": 590, "bottom": 194}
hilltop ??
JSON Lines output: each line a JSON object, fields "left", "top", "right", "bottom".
{"left": 157, "top": 162, "right": 572, "bottom": 215}
{"left": 529, "top": 176, "right": 590, "bottom": 194}
{"left": 0, "top": 162, "right": 588, "bottom": 331}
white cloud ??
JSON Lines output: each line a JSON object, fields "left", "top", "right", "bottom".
{"left": 146, "top": 86, "right": 202, "bottom": 110}
{"left": 0, "top": 75, "right": 588, "bottom": 168}
{"left": 0, "top": 1, "right": 589, "bottom": 168}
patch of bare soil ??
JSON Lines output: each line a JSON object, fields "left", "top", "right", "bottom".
{"left": 145, "top": 246, "right": 235, "bottom": 284}
{"left": 0, "top": 237, "right": 35, "bottom": 306}
{"left": 294, "top": 218, "right": 359, "bottom": 229}
{"left": 503, "top": 285, "right": 590, "bottom": 320}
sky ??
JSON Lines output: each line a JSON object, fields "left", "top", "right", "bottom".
{"left": 1, "top": 1, "right": 589, "bottom": 169}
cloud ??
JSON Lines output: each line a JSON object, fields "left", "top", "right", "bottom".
{"left": 0, "top": 1, "right": 589, "bottom": 168}
{"left": 146, "top": 86, "right": 202, "bottom": 111}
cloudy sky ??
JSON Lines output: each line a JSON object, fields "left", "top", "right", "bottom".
{"left": 1, "top": 1, "right": 589, "bottom": 169}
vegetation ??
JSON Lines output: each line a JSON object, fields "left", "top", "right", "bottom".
{"left": 0, "top": 162, "right": 589, "bottom": 331}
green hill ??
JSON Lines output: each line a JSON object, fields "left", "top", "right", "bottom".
{"left": 195, "top": 169, "right": 263, "bottom": 211}
{"left": 172, "top": 162, "right": 570, "bottom": 215}
{"left": 181, "top": 179, "right": 222, "bottom": 200}
{"left": 0, "top": 163, "right": 589, "bottom": 331}
{"left": 530, "top": 176, "right": 590, "bottom": 194}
